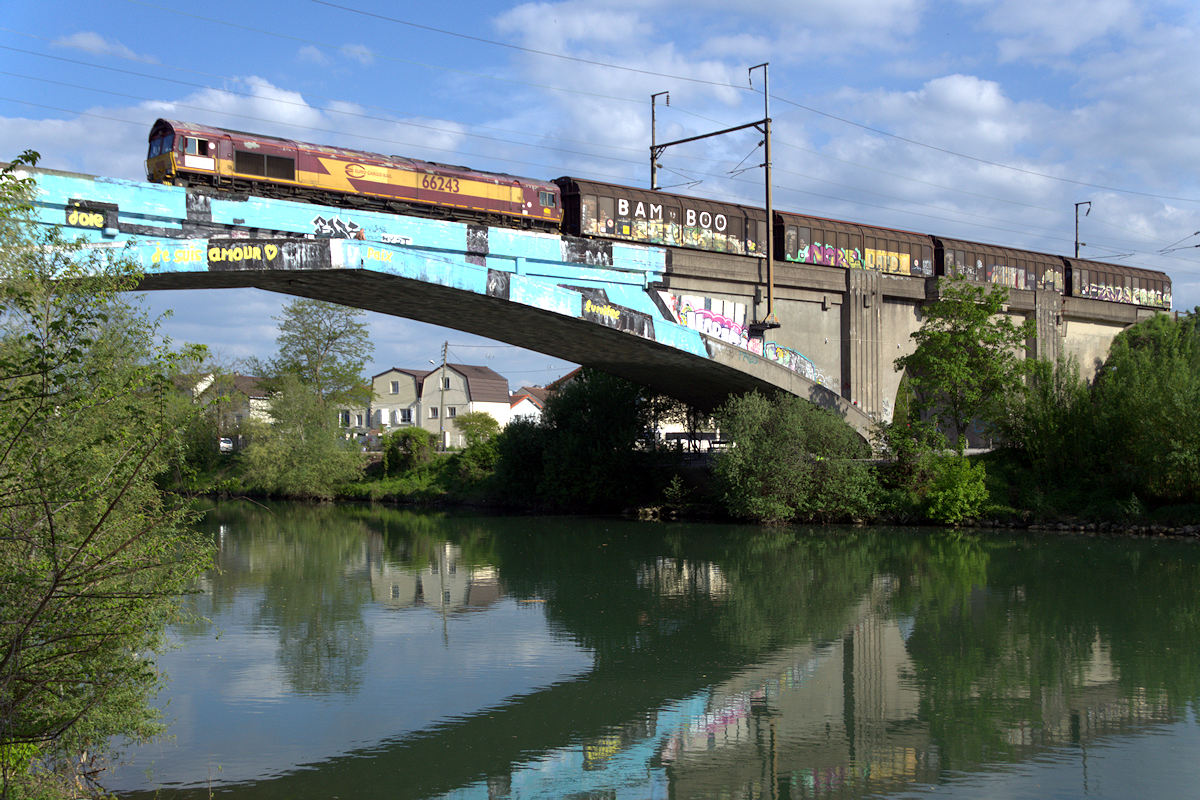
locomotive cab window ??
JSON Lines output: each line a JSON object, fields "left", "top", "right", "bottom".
{"left": 148, "top": 135, "right": 174, "bottom": 158}
{"left": 185, "top": 137, "right": 211, "bottom": 155}
{"left": 539, "top": 191, "right": 556, "bottom": 207}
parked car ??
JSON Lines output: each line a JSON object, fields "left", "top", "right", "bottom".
{"left": 218, "top": 437, "right": 234, "bottom": 453}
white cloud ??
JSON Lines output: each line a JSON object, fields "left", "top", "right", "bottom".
{"left": 500, "top": 0, "right": 924, "bottom": 38}
{"left": 847, "top": 74, "right": 1037, "bottom": 161}
{"left": 1063, "top": 24, "right": 1200, "bottom": 185}
{"left": 339, "top": 44, "right": 376, "bottom": 66}
{"left": 495, "top": 2, "right": 643, "bottom": 47}
{"left": 297, "top": 45, "right": 330, "bottom": 66}
{"left": 162, "top": 77, "right": 325, "bottom": 136}
{"left": 698, "top": 34, "right": 774, "bottom": 61}
{"left": 53, "top": 32, "right": 159, "bottom": 64}
{"left": 974, "top": 0, "right": 1140, "bottom": 61}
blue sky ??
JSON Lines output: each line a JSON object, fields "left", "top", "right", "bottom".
{"left": 3, "top": 0, "right": 1199, "bottom": 387}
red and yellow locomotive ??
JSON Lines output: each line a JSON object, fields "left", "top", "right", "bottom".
{"left": 146, "top": 119, "right": 562, "bottom": 229}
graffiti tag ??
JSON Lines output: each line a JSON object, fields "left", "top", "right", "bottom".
{"left": 312, "top": 215, "right": 364, "bottom": 239}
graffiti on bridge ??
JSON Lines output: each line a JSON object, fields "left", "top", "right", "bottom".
{"left": 311, "top": 215, "right": 365, "bottom": 239}
{"left": 653, "top": 291, "right": 833, "bottom": 390}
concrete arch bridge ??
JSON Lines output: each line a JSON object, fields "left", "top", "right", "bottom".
{"left": 25, "top": 166, "right": 1157, "bottom": 439}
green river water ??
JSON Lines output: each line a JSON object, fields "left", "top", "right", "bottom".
{"left": 104, "top": 500, "right": 1200, "bottom": 799}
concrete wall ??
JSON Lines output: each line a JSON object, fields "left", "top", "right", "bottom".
{"left": 1062, "top": 318, "right": 1132, "bottom": 377}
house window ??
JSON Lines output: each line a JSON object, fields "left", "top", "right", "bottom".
{"left": 429, "top": 407, "right": 439, "bottom": 419}
{"left": 389, "top": 409, "right": 398, "bottom": 425}
{"left": 442, "top": 377, "right": 452, "bottom": 390}
{"left": 447, "top": 407, "right": 457, "bottom": 418}
{"left": 400, "top": 408, "right": 413, "bottom": 424}
{"left": 390, "top": 380, "right": 400, "bottom": 394}
{"left": 355, "top": 413, "right": 364, "bottom": 427}
{"left": 339, "top": 410, "right": 350, "bottom": 427}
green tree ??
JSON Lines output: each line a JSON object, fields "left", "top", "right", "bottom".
{"left": 1091, "top": 309, "right": 1200, "bottom": 502}
{"left": 994, "top": 310, "right": 1200, "bottom": 509}
{"left": 896, "top": 276, "right": 1035, "bottom": 454}
{"left": 0, "top": 153, "right": 213, "bottom": 795}
{"left": 264, "top": 298, "right": 373, "bottom": 409}
{"left": 241, "top": 374, "right": 364, "bottom": 499}
{"left": 995, "top": 356, "right": 1092, "bottom": 482}
{"left": 714, "top": 391, "right": 876, "bottom": 524}
{"left": 453, "top": 411, "right": 500, "bottom": 448}
{"left": 537, "top": 369, "right": 665, "bottom": 510}
{"left": 490, "top": 369, "right": 679, "bottom": 511}
{"left": 491, "top": 417, "right": 550, "bottom": 505}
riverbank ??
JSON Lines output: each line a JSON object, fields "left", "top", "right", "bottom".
{"left": 180, "top": 445, "right": 1199, "bottom": 534}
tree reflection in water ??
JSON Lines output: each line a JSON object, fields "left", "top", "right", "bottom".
{"left": 124, "top": 502, "right": 1200, "bottom": 800}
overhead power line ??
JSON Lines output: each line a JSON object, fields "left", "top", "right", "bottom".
{"left": 96, "top": 3, "right": 1200, "bottom": 209}
{"left": 769, "top": 95, "right": 1200, "bottom": 204}
{"left": 309, "top": 0, "right": 747, "bottom": 90}
{"left": 3, "top": 16, "right": 1196, "bottom": 274}
{"left": 305, "top": 0, "right": 1200, "bottom": 206}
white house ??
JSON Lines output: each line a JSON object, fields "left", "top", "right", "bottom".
{"left": 509, "top": 385, "right": 548, "bottom": 423}
{"left": 342, "top": 363, "right": 513, "bottom": 449}
{"left": 420, "top": 363, "right": 512, "bottom": 448}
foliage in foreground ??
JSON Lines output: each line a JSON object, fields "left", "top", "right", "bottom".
{"left": 491, "top": 369, "right": 680, "bottom": 511}
{"left": 713, "top": 391, "right": 876, "bottom": 524}
{"left": 0, "top": 153, "right": 213, "bottom": 796}
{"left": 998, "top": 309, "right": 1200, "bottom": 509}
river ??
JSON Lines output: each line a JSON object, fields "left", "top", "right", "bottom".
{"left": 104, "top": 500, "right": 1200, "bottom": 799}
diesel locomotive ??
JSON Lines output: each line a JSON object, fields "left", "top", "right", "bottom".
{"left": 146, "top": 119, "right": 1172, "bottom": 310}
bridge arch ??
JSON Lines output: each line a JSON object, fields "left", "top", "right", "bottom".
{"left": 30, "top": 165, "right": 876, "bottom": 436}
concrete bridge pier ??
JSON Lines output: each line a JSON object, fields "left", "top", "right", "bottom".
{"left": 844, "top": 269, "right": 884, "bottom": 421}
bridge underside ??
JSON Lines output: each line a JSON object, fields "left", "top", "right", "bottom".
{"left": 141, "top": 268, "right": 866, "bottom": 427}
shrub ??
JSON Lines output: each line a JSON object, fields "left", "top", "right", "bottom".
{"left": 923, "top": 456, "right": 988, "bottom": 525}
{"left": 382, "top": 427, "right": 438, "bottom": 476}
{"left": 714, "top": 391, "right": 877, "bottom": 523}
{"left": 491, "top": 417, "right": 549, "bottom": 506}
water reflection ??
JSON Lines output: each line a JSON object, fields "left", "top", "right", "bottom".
{"left": 112, "top": 502, "right": 1200, "bottom": 799}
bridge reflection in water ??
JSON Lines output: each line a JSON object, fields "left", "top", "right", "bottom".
{"left": 115, "top": 504, "right": 1196, "bottom": 800}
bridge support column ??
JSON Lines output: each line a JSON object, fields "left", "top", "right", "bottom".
{"left": 1033, "top": 289, "right": 1063, "bottom": 363}
{"left": 842, "top": 270, "right": 883, "bottom": 421}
